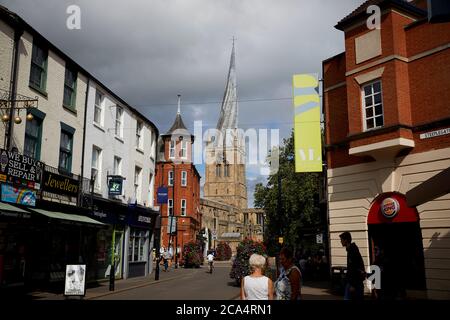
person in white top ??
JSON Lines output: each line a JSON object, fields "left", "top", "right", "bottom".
{"left": 207, "top": 252, "right": 215, "bottom": 273}
{"left": 241, "top": 253, "right": 274, "bottom": 300}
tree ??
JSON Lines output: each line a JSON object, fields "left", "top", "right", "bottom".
{"left": 254, "top": 131, "right": 325, "bottom": 256}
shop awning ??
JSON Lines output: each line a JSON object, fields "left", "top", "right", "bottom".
{"left": 0, "top": 202, "right": 28, "bottom": 213}
{"left": 28, "top": 208, "right": 105, "bottom": 225}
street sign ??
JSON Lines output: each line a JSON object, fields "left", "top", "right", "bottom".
{"left": 157, "top": 187, "right": 168, "bottom": 204}
{"left": 167, "top": 216, "right": 176, "bottom": 234}
{"left": 278, "top": 237, "right": 284, "bottom": 244}
{"left": 316, "top": 234, "right": 323, "bottom": 244}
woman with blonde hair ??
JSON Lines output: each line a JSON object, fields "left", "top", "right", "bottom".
{"left": 241, "top": 253, "right": 274, "bottom": 300}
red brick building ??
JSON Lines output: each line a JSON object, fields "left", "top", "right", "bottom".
{"left": 154, "top": 100, "right": 201, "bottom": 263}
{"left": 324, "top": 0, "right": 450, "bottom": 299}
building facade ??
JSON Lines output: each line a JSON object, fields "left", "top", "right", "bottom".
{"left": 82, "top": 79, "right": 159, "bottom": 280}
{"left": 154, "top": 98, "right": 202, "bottom": 264}
{"left": 0, "top": 5, "right": 159, "bottom": 290}
{"left": 324, "top": 0, "right": 450, "bottom": 299}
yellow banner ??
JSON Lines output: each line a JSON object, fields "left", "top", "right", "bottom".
{"left": 292, "top": 73, "right": 322, "bottom": 172}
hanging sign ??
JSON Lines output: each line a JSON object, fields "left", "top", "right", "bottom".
{"left": 292, "top": 74, "right": 322, "bottom": 172}
{"left": 0, "top": 149, "right": 43, "bottom": 189}
{"left": 108, "top": 176, "right": 124, "bottom": 196}
{"left": 157, "top": 187, "right": 168, "bottom": 204}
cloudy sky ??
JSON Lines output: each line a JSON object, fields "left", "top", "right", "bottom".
{"left": 0, "top": 0, "right": 366, "bottom": 207}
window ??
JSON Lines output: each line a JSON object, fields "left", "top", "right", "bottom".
{"left": 114, "top": 156, "right": 122, "bottom": 175}
{"left": 134, "top": 166, "right": 142, "bottom": 204}
{"left": 148, "top": 173, "right": 154, "bottom": 205}
{"left": 115, "top": 106, "right": 123, "bottom": 137}
{"left": 362, "top": 80, "right": 384, "bottom": 131}
{"left": 224, "top": 164, "right": 230, "bottom": 177}
{"left": 169, "top": 140, "right": 175, "bottom": 158}
{"left": 63, "top": 67, "right": 77, "bottom": 109}
{"left": 91, "top": 147, "right": 102, "bottom": 190}
{"left": 168, "top": 199, "right": 173, "bottom": 216}
{"left": 181, "top": 199, "right": 187, "bottom": 216}
{"left": 94, "top": 91, "right": 104, "bottom": 125}
{"left": 216, "top": 165, "right": 221, "bottom": 177}
{"left": 29, "top": 42, "right": 47, "bottom": 92}
{"left": 59, "top": 129, "right": 73, "bottom": 172}
{"left": 180, "top": 140, "right": 187, "bottom": 158}
{"left": 168, "top": 171, "right": 174, "bottom": 186}
{"left": 24, "top": 117, "right": 43, "bottom": 160}
{"left": 128, "top": 229, "right": 148, "bottom": 262}
{"left": 181, "top": 171, "right": 187, "bottom": 186}
{"left": 136, "top": 121, "right": 143, "bottom": 149}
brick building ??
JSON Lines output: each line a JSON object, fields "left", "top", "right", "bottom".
{"left": 324, "top": 0, "right": 450, "bottom": 299}
{"left": 154, "top": 97, "right": 202, "bottom": 262}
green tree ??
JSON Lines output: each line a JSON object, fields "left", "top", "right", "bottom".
{"left": 254, "top": 131, "right": 324, "bottom": 256}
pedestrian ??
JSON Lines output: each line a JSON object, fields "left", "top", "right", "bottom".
{"left": 339, "top": 231, "right": 366, "bottom": 300}
{"left": 274, "top": 247, "right": 302, "bottom": 300}
{"left": 207, "top": 251, "right": 215, "bottom": 273}
{"left": 241, "top": 254, "right": 273, "bottom": 300}
{"left": 162, "top": 248, "right": 170, "bottom": 272}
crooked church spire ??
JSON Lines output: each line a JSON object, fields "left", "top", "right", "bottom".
{"left": 216, "top": 40, "right": 238, "bottom": 131}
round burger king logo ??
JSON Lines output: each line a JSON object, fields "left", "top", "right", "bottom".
{"left": 381, "top": 197, "right": 400, "bottom": 218}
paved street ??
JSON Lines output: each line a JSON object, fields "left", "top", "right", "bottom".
{"left": 28, "top": 260, "right": 341, "bottom": 300}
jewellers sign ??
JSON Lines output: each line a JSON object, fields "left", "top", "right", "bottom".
{"left": 42, "top": 171, "right": 79, "bottom": 197}
{"left": 420, "top": 128, "right": 450, "bottom": 140}
{"left": 0, "top": 149, "right": 43, "bottom": 190}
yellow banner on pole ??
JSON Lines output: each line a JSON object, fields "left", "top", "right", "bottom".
{"left": 292, "top": 73, "right": 322, "bottom": 172}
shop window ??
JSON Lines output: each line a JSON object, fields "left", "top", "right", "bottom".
{"left": 128, "top": 230, "right": 148, "bottom": 262}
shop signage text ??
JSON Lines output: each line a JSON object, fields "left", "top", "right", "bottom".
{"left": 381, "top": 197, "right": 400, "bottom": 218}
{"left": 420, "top": 127, "right": 450, "bottom": 140}
{"left": 138, "top": 215, "right": 151, "bottom": 224}
{"left": 43, "top": 171, "right": 79, "bottom": 197}
{"left": 1, "top": 184, "right": 36, "bottom": 206}
{"left": 0, "top": 149, "right": 43, "bottom": 189}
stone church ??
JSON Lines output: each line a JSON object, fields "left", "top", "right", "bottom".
{"left": 200, "top": 42, "right": 264, "bottom": 255}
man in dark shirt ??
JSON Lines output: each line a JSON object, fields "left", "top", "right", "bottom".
{"left": 340, "top": 232, "right": 366, "bottom": 300}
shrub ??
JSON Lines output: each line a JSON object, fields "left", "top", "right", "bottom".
{"left": 215, "top": 242, "right": 232, "bottom": 261}
{"left": 183, "top": 240, "right": 203, "bottom": 268}
{"left": 230, "top": 238, "right": 267, "bottom": 285}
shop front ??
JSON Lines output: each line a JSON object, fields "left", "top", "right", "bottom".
{"left": 124, "top": 205, "right": 157, "bottom": 279}
{"left": 86, "top": 196, "right": 128, "bottom": 281}
{"left": 367, "top": 193, "right": 426, "bottom": 299}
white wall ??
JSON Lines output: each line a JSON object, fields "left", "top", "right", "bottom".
{"left": 83, "top": 81, "right": 157, "bottom": 208}
{"left": 0, "top": 27, "right": 87, "bottom": 174}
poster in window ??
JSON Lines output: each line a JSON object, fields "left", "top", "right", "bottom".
{"left": 64, "top": 264, "right": 86, "bottom": 296}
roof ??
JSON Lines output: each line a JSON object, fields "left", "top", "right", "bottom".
{"left": 335, "top": 0, "right": 427, "bottom": 31}
{"left": 0, "top": 5, "right": 159, "bottom": 136}
{"left": 163, "top": 113, "right": 189, "bottom": 136}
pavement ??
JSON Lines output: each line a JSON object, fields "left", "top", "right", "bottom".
{"left": 27, "top": 260, "right": 343, "bottom": 300}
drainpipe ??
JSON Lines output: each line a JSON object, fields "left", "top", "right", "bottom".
{"left": 79, "top": 77, "right": 90, "bottom": 206}
{"left": 5, "top": 28, "right": 24, "bottom": 150}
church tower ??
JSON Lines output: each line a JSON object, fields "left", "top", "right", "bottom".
{"left": 204, "top": 41, "right": 248, "bottom": 210}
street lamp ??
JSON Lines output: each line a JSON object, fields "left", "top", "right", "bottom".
{"left": 1, "top": 88, "right": 39, "bottom": 150}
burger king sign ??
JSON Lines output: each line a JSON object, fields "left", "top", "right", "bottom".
{"left": 381, "top": 197, "right": 400, "bottom": 219}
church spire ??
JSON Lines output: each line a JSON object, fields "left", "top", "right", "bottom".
{"left": 177, "top": 94, "right": 181, "bottom": 115}
{"left": 216, "top": 40, "right": 238, "bottom": 131}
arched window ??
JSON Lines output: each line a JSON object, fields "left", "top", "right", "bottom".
{"left": 216, "top": 164, "right": 221, "bottom": 177}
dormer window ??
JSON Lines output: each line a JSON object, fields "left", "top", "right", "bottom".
{"left": 362, "top": 80, "right": 384, "bottom": 131}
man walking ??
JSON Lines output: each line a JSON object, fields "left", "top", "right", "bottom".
{"left": 340, "top": 231, "right": 366, "bottom": 300}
